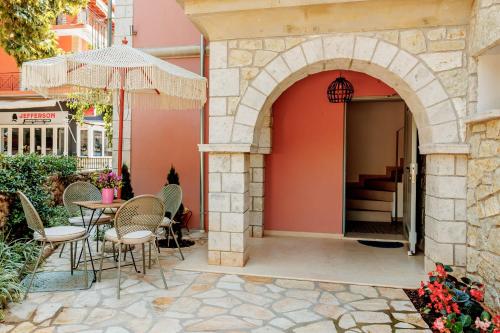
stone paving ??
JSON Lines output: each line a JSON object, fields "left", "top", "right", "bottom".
{"left": 1, "top": 236, "right": 430, "bottom": 333}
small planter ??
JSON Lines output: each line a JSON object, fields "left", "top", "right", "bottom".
{"left": 101, "top": 188, "right": 115, "bottom": 204}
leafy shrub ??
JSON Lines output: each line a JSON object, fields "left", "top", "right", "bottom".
{"left": 419, "top": 263, "right": 499, "bottom": 333}
{"left": 121, "top": 164, "right": 134, "bottom": 200}
{"left": 0, "top": 154, "right": 76, "bottom": 240}
{"left": 0, "top": 234, "right": 40, "bottom": 320}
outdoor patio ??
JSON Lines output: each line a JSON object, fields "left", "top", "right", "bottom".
{"left": 1, "top": 233, "right": 431, "bottom": 333}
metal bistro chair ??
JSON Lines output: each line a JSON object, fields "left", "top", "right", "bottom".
{"left": 98, "top": 195, "right": 168, "bottom": 299}
{"left": 61, "top": 182, "right": 113, "bottom": 259}
{"left": 18, "top": 191, "right": 89, "bottom": 299}
{"left": 157, "top": 184, "right": 184, "bottom": 260}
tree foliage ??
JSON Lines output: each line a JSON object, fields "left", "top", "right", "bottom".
{"left": 0, "top": 0, "right": 87, "bottom": 66}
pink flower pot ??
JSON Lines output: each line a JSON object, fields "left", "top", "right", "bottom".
{"left": 101, "top": 188, "right": 114, "bottom": 204}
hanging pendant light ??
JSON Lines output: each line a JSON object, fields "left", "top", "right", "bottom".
{"left": 327, "top": 75, "right": 354, "bottom": 103}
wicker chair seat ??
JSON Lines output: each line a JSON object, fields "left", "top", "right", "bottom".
{"left": 34, "top": 226, "right": 86, "bottom": 242}
{"left": 104, "top": 228, "right": 154, "bottom": 245}
{"left": 160, "top": 217, "right": 177, "bottom": 227}
{"left": 68, "top": 214, "right": 112, "bottom": 225}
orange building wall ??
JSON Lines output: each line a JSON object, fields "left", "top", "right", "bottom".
{"left": 266, "top": 71, "right": 396, "bottom": 234}
{"left": 0, "top": 48, "right": 19, "bottom": 73}
{"left": 131, "top": 0, "right": 203, "bottom": 229}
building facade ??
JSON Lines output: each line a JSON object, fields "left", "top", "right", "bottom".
{"left": 120, "top": 0, "right": 499, "bottom": 309}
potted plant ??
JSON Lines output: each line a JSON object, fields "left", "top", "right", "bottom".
{"left": 92, "top": 169, "right": 122, "bottom": 204}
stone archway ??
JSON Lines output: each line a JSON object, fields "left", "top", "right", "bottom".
{"left": 205, "top": 35, "right": 469, "bottom": 270}
{"left": 230, "top": 36, "right": 461, "bottom": 151}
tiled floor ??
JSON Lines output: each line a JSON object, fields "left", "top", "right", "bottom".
{"left": 1, "top": 235, "right": 430, "bottom": 333}
{"left": 176, "top": 236, "right": 426, "bottom": 288}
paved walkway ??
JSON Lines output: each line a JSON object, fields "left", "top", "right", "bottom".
{"left": 1, "top": 237, "right": 430, "bottom": 333}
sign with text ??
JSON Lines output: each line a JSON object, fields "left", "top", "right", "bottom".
{"left": 0, "top": 111, "right": 68, "bottom": 125}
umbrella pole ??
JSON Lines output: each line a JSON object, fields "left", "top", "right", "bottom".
{"left": 117, "top": 87, "right": 125, "bottom": 198}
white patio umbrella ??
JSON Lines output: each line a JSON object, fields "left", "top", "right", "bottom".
{"left": 22, "top": 41, "right": 207, "bottom": 187}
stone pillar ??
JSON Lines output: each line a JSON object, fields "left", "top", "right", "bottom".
{"left": 249, "top": 153, "right": 265, "bottom": 237}
{"left": 208, "top": 152, "right": 250, "bottom": 267}
{"left": 466, "top": 119, "right": 500, "bottom": 310}
{"left": 424, "top": 154, "right": 468, "bottom": 274}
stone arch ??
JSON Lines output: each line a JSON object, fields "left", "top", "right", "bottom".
{"left": 230, "top": 36, "right": 462, "bottom": 150}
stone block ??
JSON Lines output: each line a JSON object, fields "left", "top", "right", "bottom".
{"left": 427, "top": 154, "right": 455, "bottom": 175}
{"left": 254, "top": 50, "right": 277, "bottom": 67}
{"left": 425, "top": 236, "right": 454, "bottom": 265}
{"left": 208, "top": 231, "right": 231, "bottom": 251}
{"left": 252, "top": 70, "right": 277, "bottom": 95}
{"left": 426, "top": 28, "right": 446, "bottom": 41}
{"left": 209, "top": 116, "right": 234, "bottom": 143}
{"left": 250, "top": 211, "right": 263, "bottom": 226}
{"left": 302, "top": 38, "right": 324, "bottom": 64}
{"left": 252, "top": 225, "right": 263, "bottom": 238}
{"left": 416, "top": 80, "right": 448, "bottom": 108}
{"left": 232, "top": 124, "right": 254, "bottom": 144}
{"left": 426, "top": 217, "right": 467, "bottom": 243}
{"left": 454, "top": 245, "right": 467, "bottom": 266}
{"left": 371, "top": 41, "right": 398, "bottom": 68}
{"left": 426, "top": 100, "right": 456, "bottom": 125}
{"left": 210, "top": 69, "right": 240, "bottom": 97}
{"left": 209, "top": 173, "right": 222, "bottom": 192}
{"left": 429, "top": 40, "right": 465, "bottom": 52}
{"left": 230, "top": 232, "right": 245, "bottom": 252}
{"left": 209, "top": 41, "right": 228, "bottom": 69}
{"left": 252, "top": 168, "right": 265, "bottom": 183}
{"left": 404, "top": 63, "right": 435, "bottom": 91}
{"left": 250, "top": 154, "right": 265, "bottom": 167}
{"left": 208, "top": 250, "right": 221, "bottom": 265}
{"left": 231, "top": 154, "right": 249, "bottom": 173}
{"left": 285, "top": 37, "right": 306, "bottom": 49}
{"left": 250, "top": 182, "right": 264, "bottom": 197}
{"left": 229, "top": 49, "right": 253, "bottom": 67}
{"left": 241, "top": 86, "right": 266, "bottom": 111}
{"left": 266, "top": 56, "right": 292, "bottom": 82}
{"left": 222, "top": 173, "right": 247, "bottom": 193}
{"left": 437, "top": 68, "right": 468, "bottom": 97}
{"left": 231, "top": 192, "right": 250, "bottom": 213}
{"left": 419, "top": 51, "right": 463, "bottom": 72}
{"left": 353, "top": 36, "right": 377, "bottom": 61}
{"left": 259, "top": 127, "right": 272, "bottom": 149}
{"left": 376, "top": 31, "right": 399, "bottom": 44}
{"left": 283, "top": 46, "right": 307, "bottom": 72}
{"left": 241, "top": 67, "right": 260, "bottom": 80}
{"left": 253, "top": 197, "right": 264, "bottom": 212}
{"left": 209, "top": 97, "right": 227, "bottom": 116}
{"left": 446, "top": 27, "right": 466, "bottom": 40}
{"left": 209, "top": 154, "right": 231, "bottom": 173}
{"left": 426, "top": 175, "right": 466, "bottom": 199}
{"left": 400, "top": 30, "right": 427, "bottom": 54}
{"left": 221, "top": 251, "right": 248, "bottom": 266}
{"left": 264, "top": 39, "right": 285, "bottom": 52}
{"left": 235, "top": 104, "right": 260, "bottom": 126}
{"left": 208, "top": 212, "right": 221, "bottom": 231}
{"left": 239, "top": 39, "right": 263, "bottom": 50}
{"left": 209, "top": 193, "right": 231, "bottom": 212}
{"left": 323, "top": 35, "right": 355, "bottom": 59}
{"left": 425, "top": 195, "right": 454, "bottom": 220}
{"left": 454, "top": 199, "right": 467, "bottom": 221}
{"left": 221, "top": 213, "right": 246, "bottom": 232}
{"left": 389, "top": 50, "right": 419, "bottom": 78}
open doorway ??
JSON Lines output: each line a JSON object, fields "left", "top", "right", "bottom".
{"left": 344, "top": 98, "right": 418, "bottom": 251}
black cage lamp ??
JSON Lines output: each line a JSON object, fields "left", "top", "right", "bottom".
{"left": 327, "top": 75, "right": 354, "bottom": 103}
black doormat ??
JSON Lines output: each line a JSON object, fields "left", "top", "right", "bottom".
{"left": 358, "top": 240, "right": 404, "bottom": 248}
{"left": 157, "top": 238, "right": 195, "bottom": 248}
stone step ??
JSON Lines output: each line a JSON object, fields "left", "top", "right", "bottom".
{"left": 346, "top": 210, "right": 393, "bottom": 222}
{"left": 347, "top": 188, "right": 394, "bottom": 202}
{"left": 346, "top": 199, "right": 393, "bottom": 212}
{"left": 364, "top": 179, "right": 397, "bottom": 191}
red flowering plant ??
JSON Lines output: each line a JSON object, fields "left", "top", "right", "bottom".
{"left": 418, "top": 263, "right": 499, "bottom": 333}
{"left": 92, "top": 169, "right": 123, "bottom": 190}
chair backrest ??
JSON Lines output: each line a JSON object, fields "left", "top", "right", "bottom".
{"left": 17, "top": 191, "right": 45, "bottom": 239}
{"left": 63, "top": 181, "right": 102, "bottom": 217}
{"left": 114, "top": 195, "right": 165, "bottom": 239}
{"left": 157, "top": 184, "right": 182, "bottom": 219}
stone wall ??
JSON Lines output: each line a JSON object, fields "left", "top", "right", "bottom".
{"left": 466, "top": 118, "right": 500, "bottom": 310}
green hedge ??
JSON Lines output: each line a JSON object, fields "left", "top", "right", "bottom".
{"left": 0, "top": 154, "right": 77, "bottom": 240}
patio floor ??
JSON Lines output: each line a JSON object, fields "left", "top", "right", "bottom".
{"left": 176, "top": 235, "right": 426, "bottom": 289}
{"left": 1, "top": 234, "right": 430, "bottom": 333}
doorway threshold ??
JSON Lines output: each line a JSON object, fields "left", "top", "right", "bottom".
{"left": 344, "top": 232, "right": 408, "bottom": 243}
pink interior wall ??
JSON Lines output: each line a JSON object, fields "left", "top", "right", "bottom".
{"left": 131, "top": 0, "right": 203, "bottom": 229}
{"left": 265, "top": 71, "right": 396, "bottom": 234}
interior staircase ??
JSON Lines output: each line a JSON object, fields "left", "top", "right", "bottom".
{"left": 346, "top": 163, "right": 403, "bottom": 223}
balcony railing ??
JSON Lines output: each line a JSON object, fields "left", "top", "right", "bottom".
{"left": 76, "top": 156, "right": 112, "bottom": 171}
{"left": 0, "top": 72, "right": 21, "bottom": 91}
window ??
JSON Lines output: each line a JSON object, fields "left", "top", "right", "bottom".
{"left": 1, "top": 128, "right": 7, "bottom": 154}
{"left": 57, "top": 128, "right": 65, "bottom": 155}
{"left": 80, "top": 129, "right": 88, "bottom": 156}
{"left": 93, "top": 130, "right": 103, "bottom": 156}
{"left": 46, "top": 128, "right": 53, "bottom": 155}
{"left": 35, "top": 128, "right": 42, "bottom": 154}
{"left": 22, "top": 128, "right": 30, "bottom": 154}
{"left": 11, "top": 128, "right": 18, "bottom": 154}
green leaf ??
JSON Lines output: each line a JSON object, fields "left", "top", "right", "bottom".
{"left": 480, "top": 311, "right": 491, "bottom": 321}
{"left": 452, "top": 322, "right": 463, "bottom": 333}
{"left": 444, "top": 265, "right": 453, "bottom": 272}
{"left": 460, "top": 314, "right": 472, "bottom": 327}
